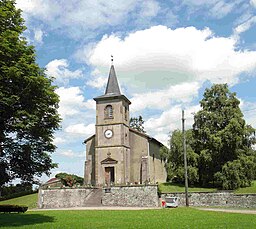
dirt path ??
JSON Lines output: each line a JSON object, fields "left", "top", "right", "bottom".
{"left": 197, "top": 207, "right": 256, "bottom": 215}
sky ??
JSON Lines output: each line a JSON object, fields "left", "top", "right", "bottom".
{"left": 15, "top": 0, "right": 256, "bottom": 182}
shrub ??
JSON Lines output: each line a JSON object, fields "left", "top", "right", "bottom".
{"left": 0, "top": 205, "right": 28, "bottom": 213}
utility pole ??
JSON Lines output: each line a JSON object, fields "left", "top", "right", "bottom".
{"left": 182, "top": 110, "right": 189, "bottom": 207}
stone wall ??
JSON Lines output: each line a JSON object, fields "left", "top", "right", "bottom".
{"left": 102, "top": 185, "right": 159, "bottom": 207}
{"left": 38, "top": 188, "right": 93, "bottom": 209}
{"left": 161, "top": 192, "right": 256, "bottom": 208}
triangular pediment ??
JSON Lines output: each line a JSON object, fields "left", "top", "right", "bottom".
{"left": 101, "top": 157, "right": 118, "bottom": 164}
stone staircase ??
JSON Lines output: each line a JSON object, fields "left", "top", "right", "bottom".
{"left": 84, "top": 188, "right": 102, "bottom": 207}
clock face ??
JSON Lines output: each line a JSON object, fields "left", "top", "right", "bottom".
{"left": 104, "top": 129, "right": 113, "bottom": 138}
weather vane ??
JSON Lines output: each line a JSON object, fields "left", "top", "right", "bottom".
{"left": 111, "top": 55, "right": 113, "bottom": 65}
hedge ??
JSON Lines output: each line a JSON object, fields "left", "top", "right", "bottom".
{"left": 0, "top": 205, "right": 28, "bottom": 213}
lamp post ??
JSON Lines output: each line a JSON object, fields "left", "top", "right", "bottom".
{"left": 182, "top": 110, "right": 189, "bottom": 207}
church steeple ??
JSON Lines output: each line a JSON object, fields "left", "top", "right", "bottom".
{"left": 105, "top": 64, "right": 121, "bottom": 95}
{"left": 105, "top": 56, "right": 121, "bottom": 95}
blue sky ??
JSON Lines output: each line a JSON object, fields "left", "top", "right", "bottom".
{"left": 15, "top": 0, "right": 256, "bottom": 182}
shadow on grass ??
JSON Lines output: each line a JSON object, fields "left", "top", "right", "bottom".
{"left": 0, "top": 213, "right": 55, "bottom": 227}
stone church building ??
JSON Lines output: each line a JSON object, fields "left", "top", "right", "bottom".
{"left": 84, "top": 63, "right": 167, "bottom": 186}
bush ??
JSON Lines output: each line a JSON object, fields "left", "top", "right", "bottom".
{"left": 0, "top": 205, "right": 28, "bottom": 213}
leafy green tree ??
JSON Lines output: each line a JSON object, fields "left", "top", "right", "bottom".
{"left": 55, "top": 173, "right": 84, "bottom": 187}
{"left": 0, "top": 0, "right": 61, "bottom": 186}
{"left": 193, "top": 84, "right": 256, "bottom": 189}
{"left": 160, "top": 129, "right": 199, "bottom": 185}
{"left": 130, "top": 115, "right": 146, "bottom": 133}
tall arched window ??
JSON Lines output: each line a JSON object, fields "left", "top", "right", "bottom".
{"left": 105, "top": 105, "right": 113, "bottom": 119}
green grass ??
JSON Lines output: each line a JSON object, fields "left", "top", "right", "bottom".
{"left": 235, "top": 181, "right": 256, "bottom": 194}
{"left": 0, "top": 208, "right": 255, "bottom": 228}
{"left": 0, "top": 193, "right": 38, "bottom": 209}
{"left": 159, "top": 182, "right": 217, "bottom": 193}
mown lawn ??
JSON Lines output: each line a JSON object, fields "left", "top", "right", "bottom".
{"left": 0, "top": 193, "right": 38, "bottom": 209}
{"left": 158, "top": 183, "right": 217, "bottom": 193}
{"left": 235, "top": 181, "right": 256, "bottom": 194}
{"left": 0, "top": 208, "right": 255, "bottom": 228}
{"left": 159, "top": 181, "right": 256, "bottom": 194}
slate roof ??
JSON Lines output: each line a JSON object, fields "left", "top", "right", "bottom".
{"left": 105, "top": 65, "right": 121, "bottom": 96}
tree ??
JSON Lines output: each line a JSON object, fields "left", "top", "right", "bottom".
{"left": 193, "top": 84, "right": 256, "bottom": 189}
{"left": 0, "top": 0, "right": 61, "bottom": 186}
{"left": 55, "top": 173, "right": 84, "bottom": 187}
{"left": 161, "top": 129, "right": 199, "bottom": 185}
{"left": 130, "top": 115, "right": 146, "bottom": 133}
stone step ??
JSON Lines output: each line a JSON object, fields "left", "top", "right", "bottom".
{"left": 85, "top": 188, "right": 102, "bottom": 207}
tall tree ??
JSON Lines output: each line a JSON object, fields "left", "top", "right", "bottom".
{"left": 193, "top": 84, "right": 256, "bottom": 189}
{"left": 161, "top": 130, "right": 199, "bottom": 184}
{"left": 0, "top": 0, "right": 61, "bottom": 186}
{"left": 130, "top": 115, "right": 146, "bottom": 133}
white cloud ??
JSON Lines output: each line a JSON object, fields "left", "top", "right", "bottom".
{"left": 46, "top": 59, "right": 83, "bottom": 85}
{"left": 16, "top": 0, "right": 159, "bottom": 39}
{"left": 53, "top": 137, "right": 66, "bottom": 145}
{"left": 140, "top": 0, "right": 160, "bottom": 17}
{"left": 55, "top": 87, "right": 94, "bottom": 119}
{"left": 65, "top": 123, "right": 95, "bottom": 136}
{"left": 250, "top": 0, "right": 256, "bottom": 7}
{"left": 87, "top": 76, "right": 107, "bottom": 89}
{"left": 239, "top": 99, "right": 256, "bottom": 127}
{"left": 86, "top": 26, "right": 256, "bottom": 92}
{"left": 33, "top": 28, "right": 44, "bottom": 44}
{"left": 234, "top": 16, "right": 256, "bottom": 34}
{"left": 181, "top": 0, "right": 240, "bottom": 19}
{"left": 58, "top": 150, "right": 85, "bottom": 158}
{"left": 144, "top": 104, "right": 200, "bottom": 145}
{"left": 130, "top": 82, "right": 200, "bottom": 112}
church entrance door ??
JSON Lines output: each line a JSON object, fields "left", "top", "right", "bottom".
{"left": 105, "top": 167, "right": 114, "bottom": 185}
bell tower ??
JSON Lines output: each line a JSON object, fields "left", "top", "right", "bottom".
{"left": 93, "top": 60, "right": 131, "bottom": 186}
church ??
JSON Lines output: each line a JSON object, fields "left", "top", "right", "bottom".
{"left": 84, "top": 62, "right": 167, "bottom": 186}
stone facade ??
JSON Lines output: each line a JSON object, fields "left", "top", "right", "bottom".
{"left": 84, "top": 64, "right": 167, "bottom": 187}
{"left": 102, "top": 185, "right": 159, "bottom": 207}
{"left": 161, "top": 192, "right": 256, "bottom": 208}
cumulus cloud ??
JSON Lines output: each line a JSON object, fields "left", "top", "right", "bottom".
{"left": 65, "top": 123, "right": 95, "bottom": 136}
{"left": 15, "top": 0, "right": 159, "bottom": 39}
{"left": 86, "top": 26, "right": 256, "bottom": 92}
{"left": 130, "top": 82, "right": 200, "bottom": 112}
{"left": 58, "top": 150, "right": 85, "bottom": 158}
{"left": 55, "top": 87, "right": 95, "bottom": 119}
{"left": 46, "top": 59, "right": 83, "bottom": 85}
{"left": 144, "top": 104, "right": 200, "bottom": 145}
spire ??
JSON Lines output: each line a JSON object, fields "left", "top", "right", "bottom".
{"left": 105, "top": 56, "right": 121, "bottom": 95}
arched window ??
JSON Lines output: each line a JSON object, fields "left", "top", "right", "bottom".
{"left": 105, "top": 105, "right": 113, "bottom": 119}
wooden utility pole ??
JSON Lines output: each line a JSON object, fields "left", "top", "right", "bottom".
{"left": 182, "top": 110, "right": 189, "bottom": 206}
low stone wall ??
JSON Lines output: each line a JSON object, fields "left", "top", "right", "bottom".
{"left": 102, "top": 185, "right": 159, "bottom": 207}
{"left": 161, "top": 192, "right": 256, "bottom": 208}
{"left": 38, "top": 188, "right": 94, "bottom": 209}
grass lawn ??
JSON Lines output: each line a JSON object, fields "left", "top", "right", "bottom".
{"left": 0, "top": 207, "right": 255, "bottom": 228}
{"left": 235, "top": 181, "right": 256, "bottom": 194}
{"left": 0, "top": 193, "right": 38, "bottom": 209}
{"left": 158, "top": 183, "right": 217, "bottom": 193}
{"left": 159, "top": 181, "right": 256, "bottom": 194}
